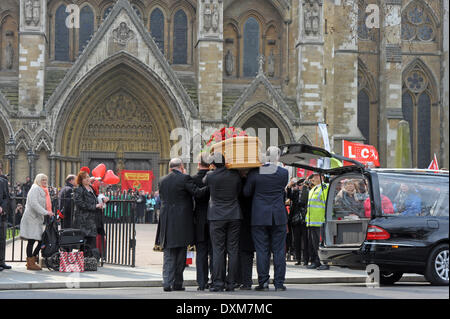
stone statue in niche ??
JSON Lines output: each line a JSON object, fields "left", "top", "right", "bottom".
{"left": 225, "top": 49, "right": 234, "bottom": 76}
{"left": 24, "top": 0, "right": 33, "bottom": 25}
{"left": 212, "top": 3, "right": 219, "bottom": 32}
{"left": 32, "top": 0, "right": 40, "bottom": 26}
{"left": 5, "top": 34, "right": 14, "bottom": 70}
{"left": 113, "top": 22, "right": 135, "bottom": 46}
{"left": 204, "top": 3, "right": 212, "bottom": 32}
{"left": 304, "top": 0, "right": 321, "bottom": 37}
{"left": 267, "top": 48, "right": 275, "bottom": 78}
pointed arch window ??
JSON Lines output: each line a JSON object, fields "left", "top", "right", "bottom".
{"left": 402, "top": 66, "right": 434, "bottom": 168}
{"left": 243, "top": 17, "right": 260, "bottom": 77}
{"left": 357, "top": 89, "right": 370, "bottom": 143}
{"left": 173, "top": 10, "right": 188, "bottom": 64}
{"left": 150, "top": 8, "right": 165, "bottom": 54}
{"left": 79, "top": 6, "right": 94, "bottom": 54}
{"left": 55, "top": 4, "right": 70, "bottom": 61}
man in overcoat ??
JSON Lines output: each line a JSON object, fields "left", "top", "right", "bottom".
{"left": 159, "top": 158, "right": 206, "bottom": 291}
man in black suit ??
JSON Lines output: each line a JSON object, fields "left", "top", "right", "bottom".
{"left": 191, "top": 154, "right": 213, "bottom": 291}
{"left": 203, "top": 153, "right": 242, "bottom": 292}
{"left": 0, "top": 165, "right": 12, "bottom": 271}
{"left": 243, "top": 146, "right": 289, "bottom": 291}
{"left": 158, "top": 158, "right": 205, "bottom": 291}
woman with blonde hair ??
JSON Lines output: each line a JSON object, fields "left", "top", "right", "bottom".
{"left": 20, "top": 174, "right": 55, "bottom": 270}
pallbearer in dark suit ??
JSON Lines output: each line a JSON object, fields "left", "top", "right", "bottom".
{"left": 192, "top": 154, "right": 212, "bottom": 291}
{"left": 158, "top": 158, "right": 206, "bottom": 292}
{"left": 203, "top": 153, "right": 243, "bottom": 292}
{"left": 243, "top": 146, "right": 289, "bottom": 291}
{"left": 237, "top": 187, "right": 255, "bottom": 290}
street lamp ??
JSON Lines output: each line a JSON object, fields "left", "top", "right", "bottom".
{"left": 6, "top": 135, "right": 16, "bottom": 191}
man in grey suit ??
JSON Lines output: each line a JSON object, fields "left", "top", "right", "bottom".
{"left": 203, "top": 153, "right": 243, "bottom": 292}
{"left": 243, "top": 146, "right": 289, "bottom": 291}
{"left": 158, "top": 158, "right": 205, "bottom": 291}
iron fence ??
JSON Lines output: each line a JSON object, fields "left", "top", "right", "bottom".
{"left": 4, "top": 195, "right": 136, "bottom": 267}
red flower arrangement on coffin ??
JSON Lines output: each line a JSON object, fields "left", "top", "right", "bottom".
{"left": 203, "top": 127, "right": 248, "bottom": 153}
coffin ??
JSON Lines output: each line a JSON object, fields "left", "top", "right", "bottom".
{"left": 210, "top": 136, "right": 263, "bottom": 169}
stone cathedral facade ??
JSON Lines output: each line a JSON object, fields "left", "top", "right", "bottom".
{"left": 0, "top": 0, "right": 448, "bottom": 188}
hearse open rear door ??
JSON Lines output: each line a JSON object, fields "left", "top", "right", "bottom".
{"left": 280, "top": 144, "right": 379, "bottom": 269}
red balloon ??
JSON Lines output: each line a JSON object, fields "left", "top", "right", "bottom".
{"left": 91, "top": 180, "right": 101, "bottom": 195}
{"left": 103, "top": 170, "right": 120, "bottom": 185}
{"left": 92, "top": 163, "right": 106, "bottom": 179}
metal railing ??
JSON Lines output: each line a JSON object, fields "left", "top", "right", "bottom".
{"left": 5, "top": 196, "right": 136, "bottom": 267}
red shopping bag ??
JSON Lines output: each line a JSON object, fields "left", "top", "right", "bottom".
{"left": 59, "top": 251, "right": 85, "bottom": 272}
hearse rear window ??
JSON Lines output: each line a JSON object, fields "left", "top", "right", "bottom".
{"left": 377, "top": 173, "right": 449, "bottom": 217}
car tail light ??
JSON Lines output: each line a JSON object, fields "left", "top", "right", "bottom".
{"left": 366, "top": 225, "right": 390, "bottom": 240}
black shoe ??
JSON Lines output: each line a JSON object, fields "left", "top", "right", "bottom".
{"left": 316, "top": 264, "right": 330, "bottom": 270}
{"left": 240, "top": 285, "right": 252, "bottom": 290}
{"left": 197, "top": 286, "right": 205, "bottom": 291}
{"left": 0, "top": 267, "right": 3, "bottom": 272}
{"left": 275, "top": 285, "right": 287, "bottom": 291}
{"left": 173, "top": 287, "right": 185, "bottom": 291}
{"left": 163, "top": 287, "right": 172, "bottom": 292}
{"left": 209, "top": 287, "right": 224, "bottom": 292}
{"left": 0, "top": 264, "right": 11, "bottom": 270}
{"left": 225, "top": 286, "right": 235, "bottom": 292}
{"left": 295, "top": 261, "right": 302, "bottom": 265}
{"left": 254, "top": 284, "right": 269, "bottom": 291}
{"left": 306, "top": 263, "right": 319, "bottom": 269}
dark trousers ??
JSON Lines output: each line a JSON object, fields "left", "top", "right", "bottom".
{"left": 163, "top": 247, "right": 187, "bottom": 289}
{"left": 0, "top": 219, "right": 6, "bottom": 264}
{"left": 209, "top": 220, "right": 241, "bottom": 289}
{"left": 308, "top": 226, "right": 322, "bottom": 265}
{"left": 238, "top": 250, "right": 254, "bottom": 287}
{"left": 251, "top": 224, "right": 287, "bottom": 288}
{"left": 292, "top": 223, "right": 309, "bottom": 263}
{"left": 62, "top": 211, "right": 72, "bottom": 229}
{"left": 196, "top": 238, "right": 213, "bottom": 289}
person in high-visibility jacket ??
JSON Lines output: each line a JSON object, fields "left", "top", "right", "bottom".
{"left": 306, "top": 172, "right": 330, "bottom": 270}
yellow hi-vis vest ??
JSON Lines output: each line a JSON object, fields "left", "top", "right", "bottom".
{"left": 306, "top": 183, "right": 329, "bottom": 227}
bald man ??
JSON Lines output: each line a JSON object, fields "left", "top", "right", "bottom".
{"left": 158, "top": 158, "right": 206, "bottom": 291}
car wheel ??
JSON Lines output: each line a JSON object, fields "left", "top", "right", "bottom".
{"left": 425, "top": 243, "right": 449, "bottom": 286}
{"left": 379, "top": 271, "right": 403, "bottom": 285}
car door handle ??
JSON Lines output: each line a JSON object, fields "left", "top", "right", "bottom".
{"left": 427, "top": 220, "right": 439, "bottom": 229}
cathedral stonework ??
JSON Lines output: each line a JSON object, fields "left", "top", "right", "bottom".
{"left": 0, "top": 0, "right": 448, "bottom": 188}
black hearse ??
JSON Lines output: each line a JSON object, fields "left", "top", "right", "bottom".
{"left": 280, "top": 143, "right": 449, "bottom": 285}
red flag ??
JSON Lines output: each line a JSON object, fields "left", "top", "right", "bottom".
{"left": 57, "top": 209, "right": 64, "bottom": 219}
{"left": 428, "top": 154, "right": 439, "bottom": 172}
{"left": 120, "top": 170, "right": 154, "bottom": 193}
{"left": 342, "top": 140, "right": 380, "bottom": 167}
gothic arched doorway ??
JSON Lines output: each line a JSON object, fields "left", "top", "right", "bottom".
{"left": 241, "top": 112, "right": 286, "bottom": 147}
{"left": 56, "top": 61, "right": 185, "bottom": 189}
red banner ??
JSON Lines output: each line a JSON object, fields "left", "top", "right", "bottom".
{"left": 120, "top": 170, "right": 154, "bottom": 193}
{"left": 342, "top": 140, "right": 380, "bottom": 167}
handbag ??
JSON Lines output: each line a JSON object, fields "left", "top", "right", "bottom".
{"left": 84, "top": 257, "right": 98, "bottom": 271}
{"left": 59, "top": 251, "right": 84, "bottom": 272}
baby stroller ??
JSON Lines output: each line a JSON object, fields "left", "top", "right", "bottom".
{"left": 41, "top": 217, "right": 100, "bottom": 271}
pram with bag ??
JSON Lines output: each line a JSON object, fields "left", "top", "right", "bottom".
{"left": 41, "top": 217, "right": 100, "bottom": 271}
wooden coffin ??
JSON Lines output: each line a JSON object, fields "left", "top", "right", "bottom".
{"left": 210, "top": 136, "right": 262, "bottom": 169}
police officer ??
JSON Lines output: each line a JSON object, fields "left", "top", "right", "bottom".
{"left": 306, "top": 172, "right": 329, "bottom": 270}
